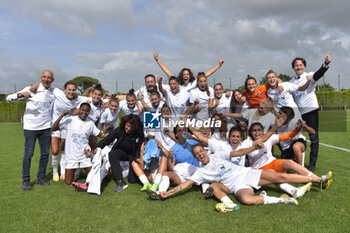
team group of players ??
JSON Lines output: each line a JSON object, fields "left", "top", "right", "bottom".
{"left": 6, "top": 52, "right": 333, "bottom": 212}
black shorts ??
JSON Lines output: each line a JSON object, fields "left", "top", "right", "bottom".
{"left": 281, "top": 138, "right": 307, "bottom": 159}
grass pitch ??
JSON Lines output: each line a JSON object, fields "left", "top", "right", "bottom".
{"left": 0, "top": 112, "right": 349, "bottom": 233}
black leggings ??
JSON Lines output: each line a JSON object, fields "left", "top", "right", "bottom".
{"left": 108, "top": 149, "right": 138, "bottom": 183}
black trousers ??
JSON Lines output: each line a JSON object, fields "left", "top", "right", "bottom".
{"left": 108, "top": 149, "right": 138, "bottom": 183}
{"left": 301, "top": 109, "right": 319, "bottom": 167}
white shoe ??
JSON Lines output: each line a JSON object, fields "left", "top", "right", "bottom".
{"left": 293, "top": 182, "right": 312, "bottom": 199}
{"left": 53, "top": 172, "right": 59, "bottom": 182}
{"left": 215, "top": 203, "right": 240, "bottom": 212}
{"left": 280, "top": 194, "right": 299, "bottom": 206}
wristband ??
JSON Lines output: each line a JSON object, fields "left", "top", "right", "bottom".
{"left": 162, "top": 147, "right": 166, "bottom": 152}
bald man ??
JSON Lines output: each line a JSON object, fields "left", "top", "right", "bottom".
{"left": 6, "top": 70, "right": 55, "bottom": 190}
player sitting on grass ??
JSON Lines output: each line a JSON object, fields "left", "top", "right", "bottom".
{"left": 149, "top": 144, "right": 332, "bottom": 212}
{"left": 51, "top": 103, "right": 106, "bottom": 186}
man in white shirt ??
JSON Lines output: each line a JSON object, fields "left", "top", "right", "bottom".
{"left": 6, "top": 70, "right": 55, "bottom": 191}
{"left": 289, "top": 53, "right": 332, "bottom": 172}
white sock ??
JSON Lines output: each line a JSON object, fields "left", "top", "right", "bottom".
{"left": 263, "top": 196, "right": 284, "bottom": 205}
{"left": 122, "top": 169, "right": 129, "bottom": 179}
{"left": 139, "top": 174, "right": 149, "bottom": 184}
{"left": 60, "top": 153, "right": 66, "bottom": 175}
{"left": 201, "top": 183, "right": 210, "bottom": 193}
{"left": 51, "top": 154, "right": 58, "bottom": 174}
{"left": 279, "top": 183, "right": 296, "bottom": 196}
{"left": 220, "top": 196, "right": 233, "bottom": 204}
{"left": 154, "top": 174, "right": 162, "bottom": 185}
{"left": 159, "top": 176, "right": 170, "bottom": 192}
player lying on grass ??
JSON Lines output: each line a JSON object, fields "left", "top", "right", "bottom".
{"left": 240, "top": 117, "right": 321, "bottom": 198}
{"left": 149, "top": 144, "right": 332, "bottom": 212}
{"left": 51, "top": 103, "right": 107, "bottom": 186}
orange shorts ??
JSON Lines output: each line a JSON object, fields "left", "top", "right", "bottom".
{"left": 259, "top": 159, "right": 286, "bottom": 173}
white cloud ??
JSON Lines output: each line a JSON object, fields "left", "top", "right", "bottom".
{"left": 0, "top": 0, "right": 137, "bottom": 36}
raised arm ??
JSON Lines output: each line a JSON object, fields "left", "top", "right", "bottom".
{"left": 229, "top": 142, "right": 264, "bottom": 157}
{"left": 297, "top": 75, "right": 312, "bottom": 91}
{"left": 205, "top": 59, "right": 224, "bottom": 77}
{"left": 154, "top": 52, "right": 174, "bottom": 78}
{"left": 184, "top": 118, "right": 209, "bottom": 145}
{"left": 259, "top": 112, "right": 286, "bottom": 142}
{"left": 29, "top": 82, "right": 40, "bottom": 93}
{"left": 51, "top": 110, "right": 69, "bottom": 131}
{"left": 313, "top": 52, "right": 332, "bottom": 81}
{"left": 157, "top": 76, "right": 167, "bottom": 96}
{"left": 139, "top": 94, "right": 151, "bottom": 112}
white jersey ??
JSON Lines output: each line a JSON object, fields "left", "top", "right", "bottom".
{"left": 289, "top": 71, "right": 319, "bottom": 115}
{"left": 51, "top": 88, "right": 84, "bottom": 123}
{"left": 180, "top": 80, "right": 197, "bottom": 92}
{"left": 242, "top": 136, "right": 278, "bottom": 169}
{"left": 164, "top": 88, "right": 190, "bottom": 116}
{"left": 78, "top": 97, "right": 104, "bottom": 124}
{"left": 242, "top": 109, "right": 275, "bottom": 133}
{"left": 208, "top": 138, "right": 246, "bottom": 167}
{"left": 190, "top": 152, "right": 261, "bottom": 194}
{"left": 99, "top": 107, "right": 121, "bottom": 130}
{"left": 153, "top": 119, "right": 175, "bottom": 150}
{"left": 267, "top": 82, "right": 301, "bottom": 119}
{"left": 60, "top": 115, "right": 100, "bottom": 162}
{"left": 149, "top": 100, "right": 165, "bottom": 112}
{"left": 189, "top": 87, "right": 214, "bottom": 121}
{"left": 135, "top": 85, "right": 164, "bottom": 106}
{"left": 212, "top": 94, "right": 236, "bottom": 126}
{"left": 119, "top": 100, "right": 141, "bottom": 116}
{"left": 6, "top": 84, "right": 55, "bottom": 130}
{"left": 213, "top": 95, "right": 232, "bottom": 114}
{"left": 235, "top": 100, "right": 250, "bottom": 113}
{"left": 277, "top": 118, "right": 306, "bottom": 151}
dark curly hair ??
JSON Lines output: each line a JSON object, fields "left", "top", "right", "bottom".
{"left": 177, "top": 68, "right": 195, "bottom": 85}
{"left": 119, "top": 114, "right": 144, "bottom": 137}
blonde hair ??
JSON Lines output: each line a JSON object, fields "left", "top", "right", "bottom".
{"left": 254, "top": 98, "right": 275, "bottom": 119}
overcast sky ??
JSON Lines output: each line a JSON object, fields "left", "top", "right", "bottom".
{"left": 1, "top": 0, "right": 349, "bottom": 93}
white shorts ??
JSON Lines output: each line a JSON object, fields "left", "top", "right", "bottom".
{"left": 51, "top": 129, "right": 67, "bottom": 139}
{"left": 223, "top": 168, "right": 262, "bottom": 195}
{"left": 66, "top": 158, "right": 92, "bottom": 169}
{"left": 173, "top": 163, "right": 198, "bottom": 183}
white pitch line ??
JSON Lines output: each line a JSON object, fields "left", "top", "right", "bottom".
{"left": 306, "top": 140, "right": 350, "bottom": 152}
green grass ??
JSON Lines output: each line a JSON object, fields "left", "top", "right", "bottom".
{"left": 0, "top": 121, "right": 350, "bottom": 233}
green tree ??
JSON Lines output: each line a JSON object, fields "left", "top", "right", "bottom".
{"left": 259, "top": 73, "right": 292, "bottom": 85}
{"left": 71, "top": 76, "right": 99, "bottom": 94}
{"left": 316, "top": 82, "right": 336, "bottom": 91}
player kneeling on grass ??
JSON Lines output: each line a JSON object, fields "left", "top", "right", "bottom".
{"left": 51, "top": 103, "right": 107, "bottom": 186}
{"left": 149, "top": 144, "right": 332, "bottom": 212}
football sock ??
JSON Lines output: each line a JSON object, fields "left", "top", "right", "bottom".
{"left": 139, "top": 174, "right": 149, "bottom": 184}
{"left": 220, "top": 196, "right": 233, "bottom": 204}
{"left": 201, "top": 183, "right": 210, "bottom": 193}
{"left": 264, "top": 196, "right": 284, "bottom": 204}
{"left": 51, "top": 154, "right": 58, "bottom": 174}
{"left": 154, "top": 174, "right": 162, "bottom": 185}
{"left": 159, "top": 176, "right": 170, "bottom": 192}
{"left": 60, "top": 153, "right": 66, "bottom": 175}
{"left": 279, "top": 183, "right": 296, "bottom": 196}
